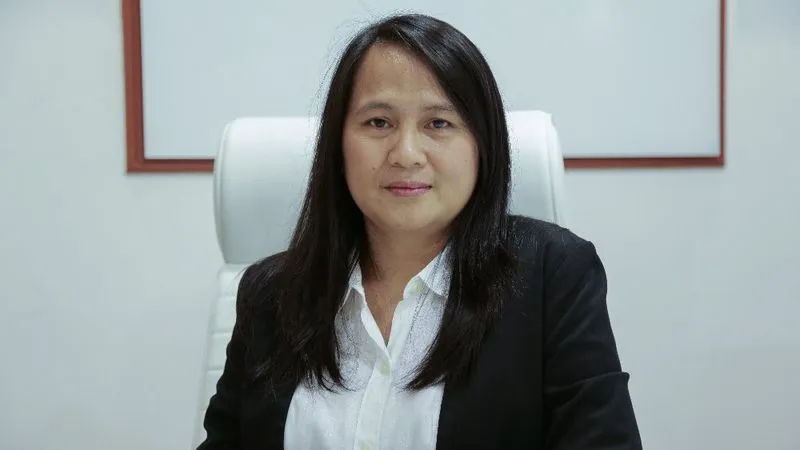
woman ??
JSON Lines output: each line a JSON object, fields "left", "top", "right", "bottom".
{"left": 199, "top": 13, "right": 641, "bottom": 450}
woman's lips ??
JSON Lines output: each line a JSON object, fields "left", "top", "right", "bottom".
{"left": 384, "top": 181, "right": 432, "bottom": 197}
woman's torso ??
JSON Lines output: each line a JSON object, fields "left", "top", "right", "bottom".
{"left": 284, "top": 247, "right": 451, "bottom": 450}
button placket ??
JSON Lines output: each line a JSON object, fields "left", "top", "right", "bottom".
{"left": 354, "top": 353, "right": 392, "bottom": 450}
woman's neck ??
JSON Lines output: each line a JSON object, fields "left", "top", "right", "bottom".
{"left": 362, "top": 226, "right": 447, "bottom": 287}
{"left": 359, "top": 225, "right": 448, "bottom": 343}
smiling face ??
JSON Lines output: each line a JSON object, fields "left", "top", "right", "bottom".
{"left": 342, "top": 43, "right": 479, "bottom": 239}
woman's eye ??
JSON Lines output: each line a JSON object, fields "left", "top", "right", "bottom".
{"left": 368, "top": 118, "right": 390, "bottom": 129}
{"left": 430, "top": 119, "right": 451, "bottom": 129}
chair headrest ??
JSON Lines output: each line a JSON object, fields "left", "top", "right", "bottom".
{"left": 214, "top": 110, "right": 565, "bottom": 265}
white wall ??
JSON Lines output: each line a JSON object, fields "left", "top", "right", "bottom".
{"left": 564, "top": 2, "right": 800, "bottom": 447}
{"left": 0, "top": 2, "right": 221, "bottom": 449}
{"left": 0, "top": 1, "right": 797, "bottom": 449}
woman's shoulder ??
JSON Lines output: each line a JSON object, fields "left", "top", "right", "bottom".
{"left": 235, "top": 251, "right": 288, "bottom": 314}
{"left": 507, "top": 214, "right": 600, "bottom": 273}
{"left": 240, "top": 251, "right": 286, "bottom": 285}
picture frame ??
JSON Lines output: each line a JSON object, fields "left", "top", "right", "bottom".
{"left": 122, "top": 0, "right": 726, "bottom": 172}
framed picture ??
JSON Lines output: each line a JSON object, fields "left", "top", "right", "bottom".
{"left": 122, "top": 0, "right": 726, "bottom": 172}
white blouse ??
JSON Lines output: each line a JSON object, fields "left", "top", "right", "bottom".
{"left": 284, "top": 249, "right": 452, "bottom": 450}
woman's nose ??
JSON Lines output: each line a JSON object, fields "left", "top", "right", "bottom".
{"left": 387, "top": 129, "right": 427, "bottom": 168}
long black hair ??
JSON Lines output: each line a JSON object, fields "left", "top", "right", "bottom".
{"left": 241, "top": 13, "right": 515, "bottom": 394}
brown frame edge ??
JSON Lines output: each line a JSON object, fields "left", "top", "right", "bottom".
{"left": 121, "top": 0, "right": 725, "bottom": 172}
{"left": 566, "top": 0, "right": 726, "bottom": 169}
{"left": 122, "top": 0, "right": 214, "bottom": 173}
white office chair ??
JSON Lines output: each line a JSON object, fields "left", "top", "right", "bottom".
{"left": 193, "top": 110, "right": 566, "bottom": 447}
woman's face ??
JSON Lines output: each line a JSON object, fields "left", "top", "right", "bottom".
{"left": 343, "top": 43, "right": 479, "bottom": 238}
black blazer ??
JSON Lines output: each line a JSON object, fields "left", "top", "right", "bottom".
{"left": 198, "top": 216, "right": 642, "bottom": 449}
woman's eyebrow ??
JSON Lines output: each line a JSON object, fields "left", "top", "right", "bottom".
{"left": 353, "top": 101, "right": 394, "bottom": 116}
{"left": 422, "top": 103, "right": 457, "bottom": 113}
{"left": 352, "top": 101, "right": 457, "bottom": 116}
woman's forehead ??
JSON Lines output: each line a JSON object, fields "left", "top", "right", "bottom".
{"left": 349, "top": 44, "right": 449, "bottom": 108}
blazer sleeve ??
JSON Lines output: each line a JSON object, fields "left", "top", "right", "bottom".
{"left": 542, "top": 241, "right": 642, "bottom": 449}
{"left": 196, "top": 267, "right": 254, "bottom": 449}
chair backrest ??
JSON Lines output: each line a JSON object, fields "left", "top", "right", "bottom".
{"left": 193, "top": 110, "right": 565, "bottom": 446}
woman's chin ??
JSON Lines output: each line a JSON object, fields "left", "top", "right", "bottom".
{"left": 366, "top": 212, "right": 436, "bottom": 235}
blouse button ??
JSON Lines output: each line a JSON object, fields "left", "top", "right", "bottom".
{"left": 379, "top": 360, "right": 390, "bottom": 376}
